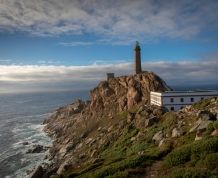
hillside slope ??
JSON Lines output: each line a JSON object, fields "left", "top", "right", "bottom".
{"left": 38, "top": 72, "right": 218, "bottom": 178}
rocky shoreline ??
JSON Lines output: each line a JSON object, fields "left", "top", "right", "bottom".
{"left": 29, "top": 72, "right": 218, "bottom": 178}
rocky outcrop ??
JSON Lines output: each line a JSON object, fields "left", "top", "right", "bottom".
{"left": 26, "top": 145, "right": 49, "bottom": 154}
{"left": 171, "top": 127, "right": 183, "bottom": 138}
{"left": 40, "top": 72, "right": 170, "bottom": 176}
{"left": 28, "top": 166, "right": 44, "bottom": 178}
{"left": 40, "top": 71, "right": 218, "bottom": 177}
{"left": 89, "top": 71, "right": 171, "bottom": 117}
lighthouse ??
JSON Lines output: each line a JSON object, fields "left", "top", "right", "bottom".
{"left": 134, "top": 41, "right": 142, "bottom": 74}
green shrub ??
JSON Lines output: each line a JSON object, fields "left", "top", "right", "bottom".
{"left": 205, "top": 123, "right": 215, "bottom": 136}
{"left": 105, "top": 171, "right": 129, "bottom": 178}
{"left": 162, "top": 112, "right": 178, "bottom": 128}
{"left": 101, "top": 127, "right": 139, "bottom": 162}
{"left": 161, "top": 112, "right": 178, "bottom": 135}
{"left": 203, "top": 153, "right": 218, "bottom": 170}
{"left": 191, "top": 137, "right": 218, "bottom": 158}
{"left": 213, "top": 120, "right": 218, "bottom": 129}
{"left": 165, "top": 137, "right": 218, "bottom": 167}
{"left": 166, "top": 167, "right": 217, "bottom": 178}
{"left": 82, "top": 155, "right": 147, "bottom": 178}
{"left": 126, "top": 142, "right": 149, "bottom": 156}
{"left": 176, "top": 133, "right": 195, "bottom": 147}
{"left": 164, "top": 144, "right": 191, "bottom": 166}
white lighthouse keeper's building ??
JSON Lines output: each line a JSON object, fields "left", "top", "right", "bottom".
{"left": 150, "top": 90, "right": 218, "bottom": 111}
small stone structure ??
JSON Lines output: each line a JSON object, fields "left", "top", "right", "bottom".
{"left": 107, "top": 73, "right": 115, "bottom": 80}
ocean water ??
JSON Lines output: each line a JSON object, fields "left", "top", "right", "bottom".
{"left": 0, "top": 91, "right": 89, "bottom": 178}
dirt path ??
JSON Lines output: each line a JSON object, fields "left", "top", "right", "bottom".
{"left": 144, "top": 161, "right": 163, "bottom": 178}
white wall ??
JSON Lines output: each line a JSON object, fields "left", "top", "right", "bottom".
{"left": 163, "top": 95, "right": 216, "bottom": 111}
{"left": 150, "top": 93, "right": 162, "bottom": 106}
{"left": 150, "top": 91, "right": 218, "bottom": 111}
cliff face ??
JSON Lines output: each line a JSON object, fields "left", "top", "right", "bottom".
{"left": 40, "top": 72, "right": 218, "bottom": 178}
{"left": 88, "top": 71, "right": 171, "bottom": 118}
{"left": 42, "top": 72, "right": 170, "bottom": 175}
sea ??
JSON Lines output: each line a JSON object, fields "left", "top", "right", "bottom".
{"left": 0, "top": 90, "right": 89, "bottom": 178}
{"left": 0, "top": 84, "right": 218, "bottom": 178}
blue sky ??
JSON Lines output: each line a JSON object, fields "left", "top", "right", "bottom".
{"left": 1, "top": 30, "right": 218, "bottom": 65}
{"left": 0, "top": 0, "right": 218, "bottom": 93}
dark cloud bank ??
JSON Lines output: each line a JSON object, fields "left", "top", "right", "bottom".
{"left": 0, "top": 0, "right": 218, "bottom": 43}
{"left": 0, "top": 59, "right": 217, "bottom": 93}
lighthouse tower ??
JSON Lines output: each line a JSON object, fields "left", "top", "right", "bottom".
{"left": 134, "top": 41, "right": 142, "bottom": 74}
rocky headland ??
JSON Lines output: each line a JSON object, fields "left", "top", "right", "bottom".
{"left": 31, "top": 71, "right": 218, "bottom": 178}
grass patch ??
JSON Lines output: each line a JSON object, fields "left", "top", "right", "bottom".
{"left": 126, "top": 142, "right": 149, "bottom": 156}
{"left": 166, "top": 167, "right": 217, "bottom": 178}
{"left": 165, "top": 137, "right": 218, "bottom": 167}
{"left": 100, "top": 125, "right": 139, "bottom": 163}
{"left": 78, "top": 155, "right": 149, "bottom": 178}
{"left": 105, "top": 170, "right": 129, "bottom": 178}
{"left": 213, "top": 120, "right": 218, "bottom": 129}
{"left": 176, "top": 133, "right": 195, "bottom": 147}
{"left": 160, "top": 112, "right": 178, "bottom": 135}
{"left": 196, "top": 152, "right": 218, "bottom": 171}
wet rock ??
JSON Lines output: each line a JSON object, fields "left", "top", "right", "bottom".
{"left": 28, "top": 165, "right": 44, "bottom": 178}
{"left": 22, "top": 141, "right": 29, "bottom": 145}
{"left": 26, "top": 145, "right": 48, "bottom": 154}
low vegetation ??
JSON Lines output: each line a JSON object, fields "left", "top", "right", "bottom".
{"left": 53, "top": 98, "right": 218, "bottom": 178}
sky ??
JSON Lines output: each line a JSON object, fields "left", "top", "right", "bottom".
{"left": 0, "top": 0, "right": 218, "bottom": 93}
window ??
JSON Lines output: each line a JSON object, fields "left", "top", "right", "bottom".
{"left": 180, "top": 98, "right": 184, "bottom": 102}
{"left": 170, "top": 98, "right": 174, "bottom": 103}
{"left": 170, "top": 107, "right": 174, "bottom": 111}
{"left": 190, "top": 98, "right": 194, "bottom": 102}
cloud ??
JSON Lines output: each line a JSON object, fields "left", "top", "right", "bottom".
{"left": 59, "top": 41, "right": 94, "bottom": 46}
{"left": 0, "top": 0, "right": 218, "bottom": 43}
{"left": 0, "top": 59, "right": 217, "bottom": 93}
